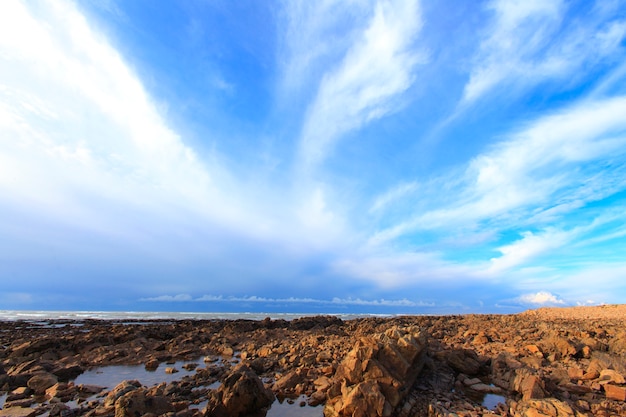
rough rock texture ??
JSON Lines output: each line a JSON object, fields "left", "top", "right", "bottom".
{"left": 1, "top": 306, "right": 626, "bottom": 417}
{"left": 325, "top": 326, "right": 427, "bottom": 417}
{"left": 202, "top": 363, "right": 273, "bottom": 417}
{"left": 114, "top": 387, "right": 174, "bottom": 417}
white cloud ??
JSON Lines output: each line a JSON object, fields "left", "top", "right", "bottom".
{"left": 297, "top": 0, "right": 424, "bottom": 170}
{"left": 462, "top": 0, "right": 626, "bottom": 103}
{"left": 488, "top": 229, "right": 572, "bottom": 274}
{"left": 140, "top": 294, "right": 194, "bottom": 302}
{"left": 517, "top": 291, "right": 565, "bottom": 306}
{"left": 141, "top": 294, "right": 427, "bottom": 307}
{"left": 0, "top": 0, "right": 355, "bottom": 261}
{"left": 369, "top": 181, "right": 418, "bottom": 214}
{"left": 372, "top": 95, "right": 626, "bottom": 243}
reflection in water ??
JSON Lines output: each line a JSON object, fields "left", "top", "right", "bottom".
{"left": 266, "top": 395, "right": 323, "bottom": 417}
{"left": 73, "top": 359, "right": 201, "bottom": 388}
{"left": 1, "top": 362, "right": 323, "bottom": 417}
{"left": 482, "top": 393, "right": 506, "bottom": 410}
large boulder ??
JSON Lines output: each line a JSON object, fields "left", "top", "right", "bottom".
{"left": 325, "top": 326, "right": 427, "bottom": 417}
{"left": 114, "top": 388, "right": 174, "bottom": 417}
{"left": 26, "top": 372, "right": 58, "bottom": 395}
{"left": 203, "top": 364, "right": 274, "bottom": 417}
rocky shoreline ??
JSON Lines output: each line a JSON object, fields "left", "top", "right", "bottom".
{"left": 1, "top": 305, "right": 625, "bottom": 417}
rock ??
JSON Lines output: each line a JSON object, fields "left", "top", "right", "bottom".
{"left": 203, "top": 364, "right": 273, "bottom": 417}
{"left": 182, "top": 363, "right": 198, "bottom": 371}
{"left": 51, "top": 364, "right": 83, "bottom": 381}
{"left": 543, "top": 336, "right": 577, "bottom": 360}
{"left": 0, "top": 408, "right": 38, "bottom": 417}
{"left": 104, "top": 380, "right": 142, "bottom": 407}
{"left": 145, "top": 358, "right": 159, "bottom": 370}
{"left": 604, "top": 384, "right": 626, "bottom": 401}
{"left": 274, "top": 369, "right": 304, "bottom": 392}
{"left": 26, "top": 372, "right": 58, "bottom": 394}
{"left": 468, "top": 382, "right": 502, "bottom": 394}
{"left": 165, "top": 367, "right": 179, "bottom": 374}
{"left": 439, "top": 349, "right": 481, "bottom": 375}
{"left": 339, "top": 380, "right": 388, "bottom": 417}
{"left": 45, "top": 382, "right": 76, "bottom": 400}
{"left": 325, "top": 326, "right": 427, "bottom": 417}
{"left": 599, "top": 369, "right": 625, "bottom": 384}
{"left": 514, "top": 398, "right": 577, "bottom": 417}
{"left": 78, "top": 384, "right": 106, "bottom": 394}
{"left": 114, "top": 388, "right": 175, "bottom": 417}
{"left": 511, "top": 369, "right": 545, "bottom": 400}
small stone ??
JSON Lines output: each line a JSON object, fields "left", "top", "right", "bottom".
{"left": 165, "top": 367, "right": 179, "bottom": 374}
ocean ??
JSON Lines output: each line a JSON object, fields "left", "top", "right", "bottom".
{"left": 0, "top": 310, "right": 390, "bottom": 322}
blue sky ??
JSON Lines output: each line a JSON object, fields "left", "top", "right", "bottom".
{"left": 1, "top": 0, "right": 626, "bottom": 314}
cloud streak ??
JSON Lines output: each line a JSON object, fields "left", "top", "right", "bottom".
{"left": 297, "top": 0, "right": 424, "bottom": 171}
{"left": 140, "top": 294, "right": 429, "bottom": 307}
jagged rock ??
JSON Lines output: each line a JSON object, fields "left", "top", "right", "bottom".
{"left": 104, "top": 380, "right": 142, "bottom": 407}
{"left": 274, "top": 369, "right": 304, "bottom": 392}
{"left": 338, "top": 380, "right": 388, "bottom": 417}
{"left": 45, "top": 382, "right": 76, "bottom": 400}
{"left": 26, "top": 372, "right": 58, "bottom": 394}
{"left": 114, "top": 388, "right": 174, "bottom": 417}
{"left": 203, "top": 364, "right": 273, "bottom": 417}
{"left": 511, "top": 368, "right": 545, "bottom": 400}
{"left": 325, "top": 326, "right": 426, "bottom": 417}
{"left": 514, "top": 398, "right": 580, "bottom": 417}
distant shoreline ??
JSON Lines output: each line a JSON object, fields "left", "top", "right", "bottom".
{"left": 1, "top": 304, "right": 623, "bottom": 322}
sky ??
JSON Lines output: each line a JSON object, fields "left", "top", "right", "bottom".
{"left": 1, "top": 0, "right": 626, "bottom": 314}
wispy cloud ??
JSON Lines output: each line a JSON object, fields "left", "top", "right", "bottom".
{"left": 140, "top": 294, "right": 429, "bottom": 307}
{"left": 462, "top": 0, "right": 626, "bottom": 104}
{"left": 371, "top": 95, "right": 626, "bottom": 244}
{"left": 297, "top": 0, "right": 424, "bottom": 170}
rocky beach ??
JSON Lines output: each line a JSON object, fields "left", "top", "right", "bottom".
{"left": 1, "top": 305, "right": 625, "bottom": 417}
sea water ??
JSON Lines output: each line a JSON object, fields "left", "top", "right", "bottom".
{"left": 0, "top": 310, "right": 385, "bottom": 322}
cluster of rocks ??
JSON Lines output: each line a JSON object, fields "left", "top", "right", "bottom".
{"left": 1, "top": 307, "right": 625, "bottom": 416}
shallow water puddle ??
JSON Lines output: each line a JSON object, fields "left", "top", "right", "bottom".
{"left": 482, "top": 393, "right": 506, "bottom": 410}
{"left": 266, "top": 396, "right": 323, "bottom": 417}
{"left": 0, "top": 393, "right": 6, "bottom": 409}
{"left": 73, "top": 358, "right": 202, "bottom": 388}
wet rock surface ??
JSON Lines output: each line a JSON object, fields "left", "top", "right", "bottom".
{"left": 0, "top": 306, "right": 624, "bottom": 416}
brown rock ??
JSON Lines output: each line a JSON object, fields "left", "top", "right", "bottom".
{"left": 45, "top": 382, "right": 75, "bottom": 400}
{"left": 514, "top": 398, "right": 577, "bottom": 417}
{"left": 325, "top": 326, "right": 426, "bottom": 417}
{"left": 203, "top": 364, "right": 273, "bottom": 417}
{"left": 440, "top": 349, "right": 481, "bottom": 375}
{"left": 274, "top": 370, "right": 304, "bottom": 392}
{"left": 114, "top": 388, "right": 174, "bottom": 417}
{"left": 165, "top": 367, "right": 178, "bottom": 374}
{"left": 144, "top": 358, "right": 159, "bottom": 370}
{"left": 512, "top": 370, "right": 545, "bottom": 401}
{"left": 599, "top": 369, "right": 625, "bottom": 384}
{"left": 604, "top": 384, "right": 626, "bottom": 401}
{"left": 0, "top": 408, "right": 38, "bottom": 417}
{"left": 104, "top": 380, "right": 142, "bottom": 407}
{"left": 339, "top": 380, "right": 388, "bottom": 417}
{"left": 26, "top": 372, "right": 58, "bottom": 394}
